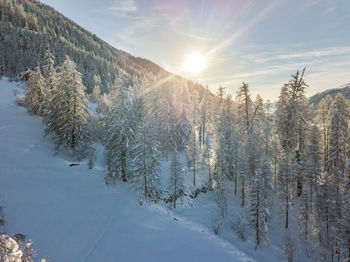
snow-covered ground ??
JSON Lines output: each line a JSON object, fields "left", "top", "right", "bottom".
{"left": 0, "top": 78, "right": 259, "bottom": 261}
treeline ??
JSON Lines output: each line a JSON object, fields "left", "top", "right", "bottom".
{"left": 20, "top": 49, "right": 217, "bottom": 208}
{"left": 21, "top": 55, "right": 350, "bottom": 260}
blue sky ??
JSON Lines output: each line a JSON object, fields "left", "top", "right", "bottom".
{"left": 41, "top": 0, "right": 350, "bottom": 100}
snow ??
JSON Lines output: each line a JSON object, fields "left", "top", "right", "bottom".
{"left": 0, "top": 78, "right": 256, "bottom": 261}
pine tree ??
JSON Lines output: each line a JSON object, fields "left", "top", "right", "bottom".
{"left": 25, "top": 64, "right": 45, "bottom": 115}
{"left": 299, "top": 189, "right": 310, "bottom": 256}
{"left": 238, "top": 144, "right": 249, "bottom": 207}
{"left": 160, "top": 88, "right": 177, "bottom": 160}
{"left": 201, "top": 133, "right": 213, "bottom": 187}
{"left": 187, "top": 103, "right": 200, "bottom": 187}
{"left": 42, "top": 48, "right": 56, "bottom": 87}
{"left": 305, "top": 124, "right": 322, "bottom": 205}
{"left": 104, "top": 83, "right": 135, "bottom": 183}
{"left": 215, "top": 95, "right": 236, "bottom": 183}
{"left": 175, "top": 107, "right": 192, "bottom": 151}
{"left": 279, "top": 150, "right": 295, "bottom": 229}
{"left": 340, "top": 185, "right": 350, "bottom": 260}
{"left": 247, "top": 160, "right": 270, "bottom": 249}
{"left": 199, "top": 85, "right": 210, "bottom": 146}
{"left": 275, "top": 68, "right": 310, "bottom": 197}
{"left": 45, "top": 56, "right": 90, "bottom": 155}
{"left": 326, "top": 93, "right": 349, "bottom": 261}
{"left": 236, "top": 82, "right": 253, "bottom": 135}
{"left": 317, "top": 95, "right": 333, "bottom": 170}
{"left": 131, "top": 109, "right": 161, "bottom": 200}
{"left": 169, "top": 150, "right": 185, "bottom": 208}
{"left": 91, "top": 74, "right": 102, "bottom": 102}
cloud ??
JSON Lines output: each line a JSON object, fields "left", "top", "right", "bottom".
{"left": 108, "top": 0, "right": 137, "bottom": 16}
{"left": 321, "top": 7, "right": 335, "bottom": 16}
{"left": 244, "top": 46, "right": 350, "bottom": 64}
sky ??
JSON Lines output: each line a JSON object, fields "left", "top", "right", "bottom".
{"left": 40, "top": 0, "right": 350, "bottom": 101}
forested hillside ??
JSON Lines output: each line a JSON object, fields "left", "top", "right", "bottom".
{"left": 309, "top": 83, "right": 350, "bottom": 107}
{"left": 0, "top": 0, "right": 206, "bottom": 96}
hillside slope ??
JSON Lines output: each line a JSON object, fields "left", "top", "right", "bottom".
{"left": 0, "top": 0, "right": 203, "bottom": 96}
{"left": 0, "top": 78, "right": 255, "bottom": 262}
{"left": 309, "top": 83, "right": 350, "bottom": 106}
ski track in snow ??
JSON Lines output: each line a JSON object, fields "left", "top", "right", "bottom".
{"left": 80, "top": 206, "right": 120, "bottom": 262}
{"left": 0, "top": 78, "right": 256, "bottom": 262}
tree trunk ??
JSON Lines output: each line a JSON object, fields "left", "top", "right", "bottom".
{"left": 241, "top": 176, "right": 245, "bottom": 207}
{"left": 121, "top": 149, "right": 127, "bottom": 182}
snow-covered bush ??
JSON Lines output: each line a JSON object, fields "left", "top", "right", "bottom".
{"left": 87, "top": 148, "right": 95, "bottom": 169}
{"left": 0, "top": 234, "right": 47, "bottom": 262}
{"left": 212, "top": 215, "right": 225, "bottom": 235}
{"left": 16, "top": 94, "right": 26, "bottom": 107}
{"left": 231, "top": 216, "right": 246, "bottom": 241}
{"left": 283, "top": 233, "right": 295, "bottom": 262}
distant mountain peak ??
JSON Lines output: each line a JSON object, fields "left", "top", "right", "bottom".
{"left": 309, "top": 82, "right": 350, "bottom": 106}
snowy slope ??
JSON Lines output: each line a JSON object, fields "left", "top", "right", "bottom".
{"left": 0, "top": 78, "right": 255, "bottom": 262}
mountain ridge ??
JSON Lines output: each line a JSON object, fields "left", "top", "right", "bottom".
{"left": 309, "top": 82, "right": 350, "bottom": 106}
{"left": 0, "top": 0, "right": 204, "bottom": 96}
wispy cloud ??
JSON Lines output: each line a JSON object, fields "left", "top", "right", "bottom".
{"left": 244, "top": 46, "right": 350, "bottom": 64}
{"left": 321, "top": 7, "right": 335, "bottom": 16}
{"left": 108, "top": 0, "right": 137, "bottom": 17}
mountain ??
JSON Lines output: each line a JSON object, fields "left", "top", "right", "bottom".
{"left": 309, "top": 83, "right": 350, "bottom": 107}
{"left": 0, "top": 0, "right": 207, "bottom": 98}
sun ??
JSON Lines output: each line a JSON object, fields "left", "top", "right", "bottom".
{"left": 184, "top": 52, "right": 207, "bottom": 74}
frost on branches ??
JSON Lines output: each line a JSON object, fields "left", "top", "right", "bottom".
{"left": 0, "top": 234, "right": 47, "bottom": 262}
{"left": 45, "top": 56, "right": 90, "bottom": 155}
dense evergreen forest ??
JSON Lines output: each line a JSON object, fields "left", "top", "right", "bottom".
{"left": 0, "top": 0, "right": 349, "bottom": 261}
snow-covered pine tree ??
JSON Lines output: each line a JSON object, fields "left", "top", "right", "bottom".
{"left": 305, "top": 124, "right": 322, "bottom": 206}
{"left": 315, "top": 172, "right": 331, "bottom": 261}
{"left": 91, "top": 74, "right": 101, "bottom": 102}
{"left": 236, "top": 82, "right": 252, "bottom": 135}
{"left": 25, "top": 64, "right": 45, "bottom": 116}
{"left": 259, "top": 156, "right": 273, "bottom": 210}
{"left": 271, "top": 134, "right": 281, "bottom": 188}
{"left": 299, "top": 189, "right": 310, "bottom": 256}
{"left": 278, "top": 150, "right": 295, "bottom": 229}
{"left": 275, "top": 68, "right": 310, "bottom": 197}
{"left": 214, "top": 95, "right": 236, "bottom": 190}
{"left": 201, "top": 133, "right": 213, "bottom": 187}
{"left": 340, "top": 184, "right": 350, "bottom": 260}
{"left": 169, "top": 150, "right": 185, "bottom": 208}
{"left": 45, "top": 56, "right": 90, "bottom": 155}
{"left": 317, "top": 95, "right": 333, "bottom": 170}
{"left": 42, "top": 48, "right": 56, "bottom": 89}
{"left": 131, "top": 106, "right": 161, "bottom": 200}
{"left": 263, "top": 100, "right": 273, "bottom": 156}
{"left": 160, "top": 88, "right": 177, "bottom": 160}
{"left": 247, "top": 160, "right": 270, "bottom": 249}
{"left": 175, "top": 107, "right": 192, "bottom": 151}
{"left": 104, "top": 82, "right": 135, "bottom": 183}
{"left": 238, "top": 144, "right": 249, "bottom": 207}
{"left": 199, "top": 85, "right": 210, "bottom": 147}
{"left": 326, "top": 93, "right": 349, "bottom": 261}
{"left": 187, "top": 102, "right": 200, "bottom": 187}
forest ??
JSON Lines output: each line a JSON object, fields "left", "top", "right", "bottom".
{"left": 9, "top": 50, "right": 349, "bottom": 262}
{"left": 0, "top": 0, "right": 349, "bottom": 261}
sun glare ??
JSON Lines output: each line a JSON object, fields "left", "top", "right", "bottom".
{"left": 184, "top": 52, "right": 207, "bottom": 74}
